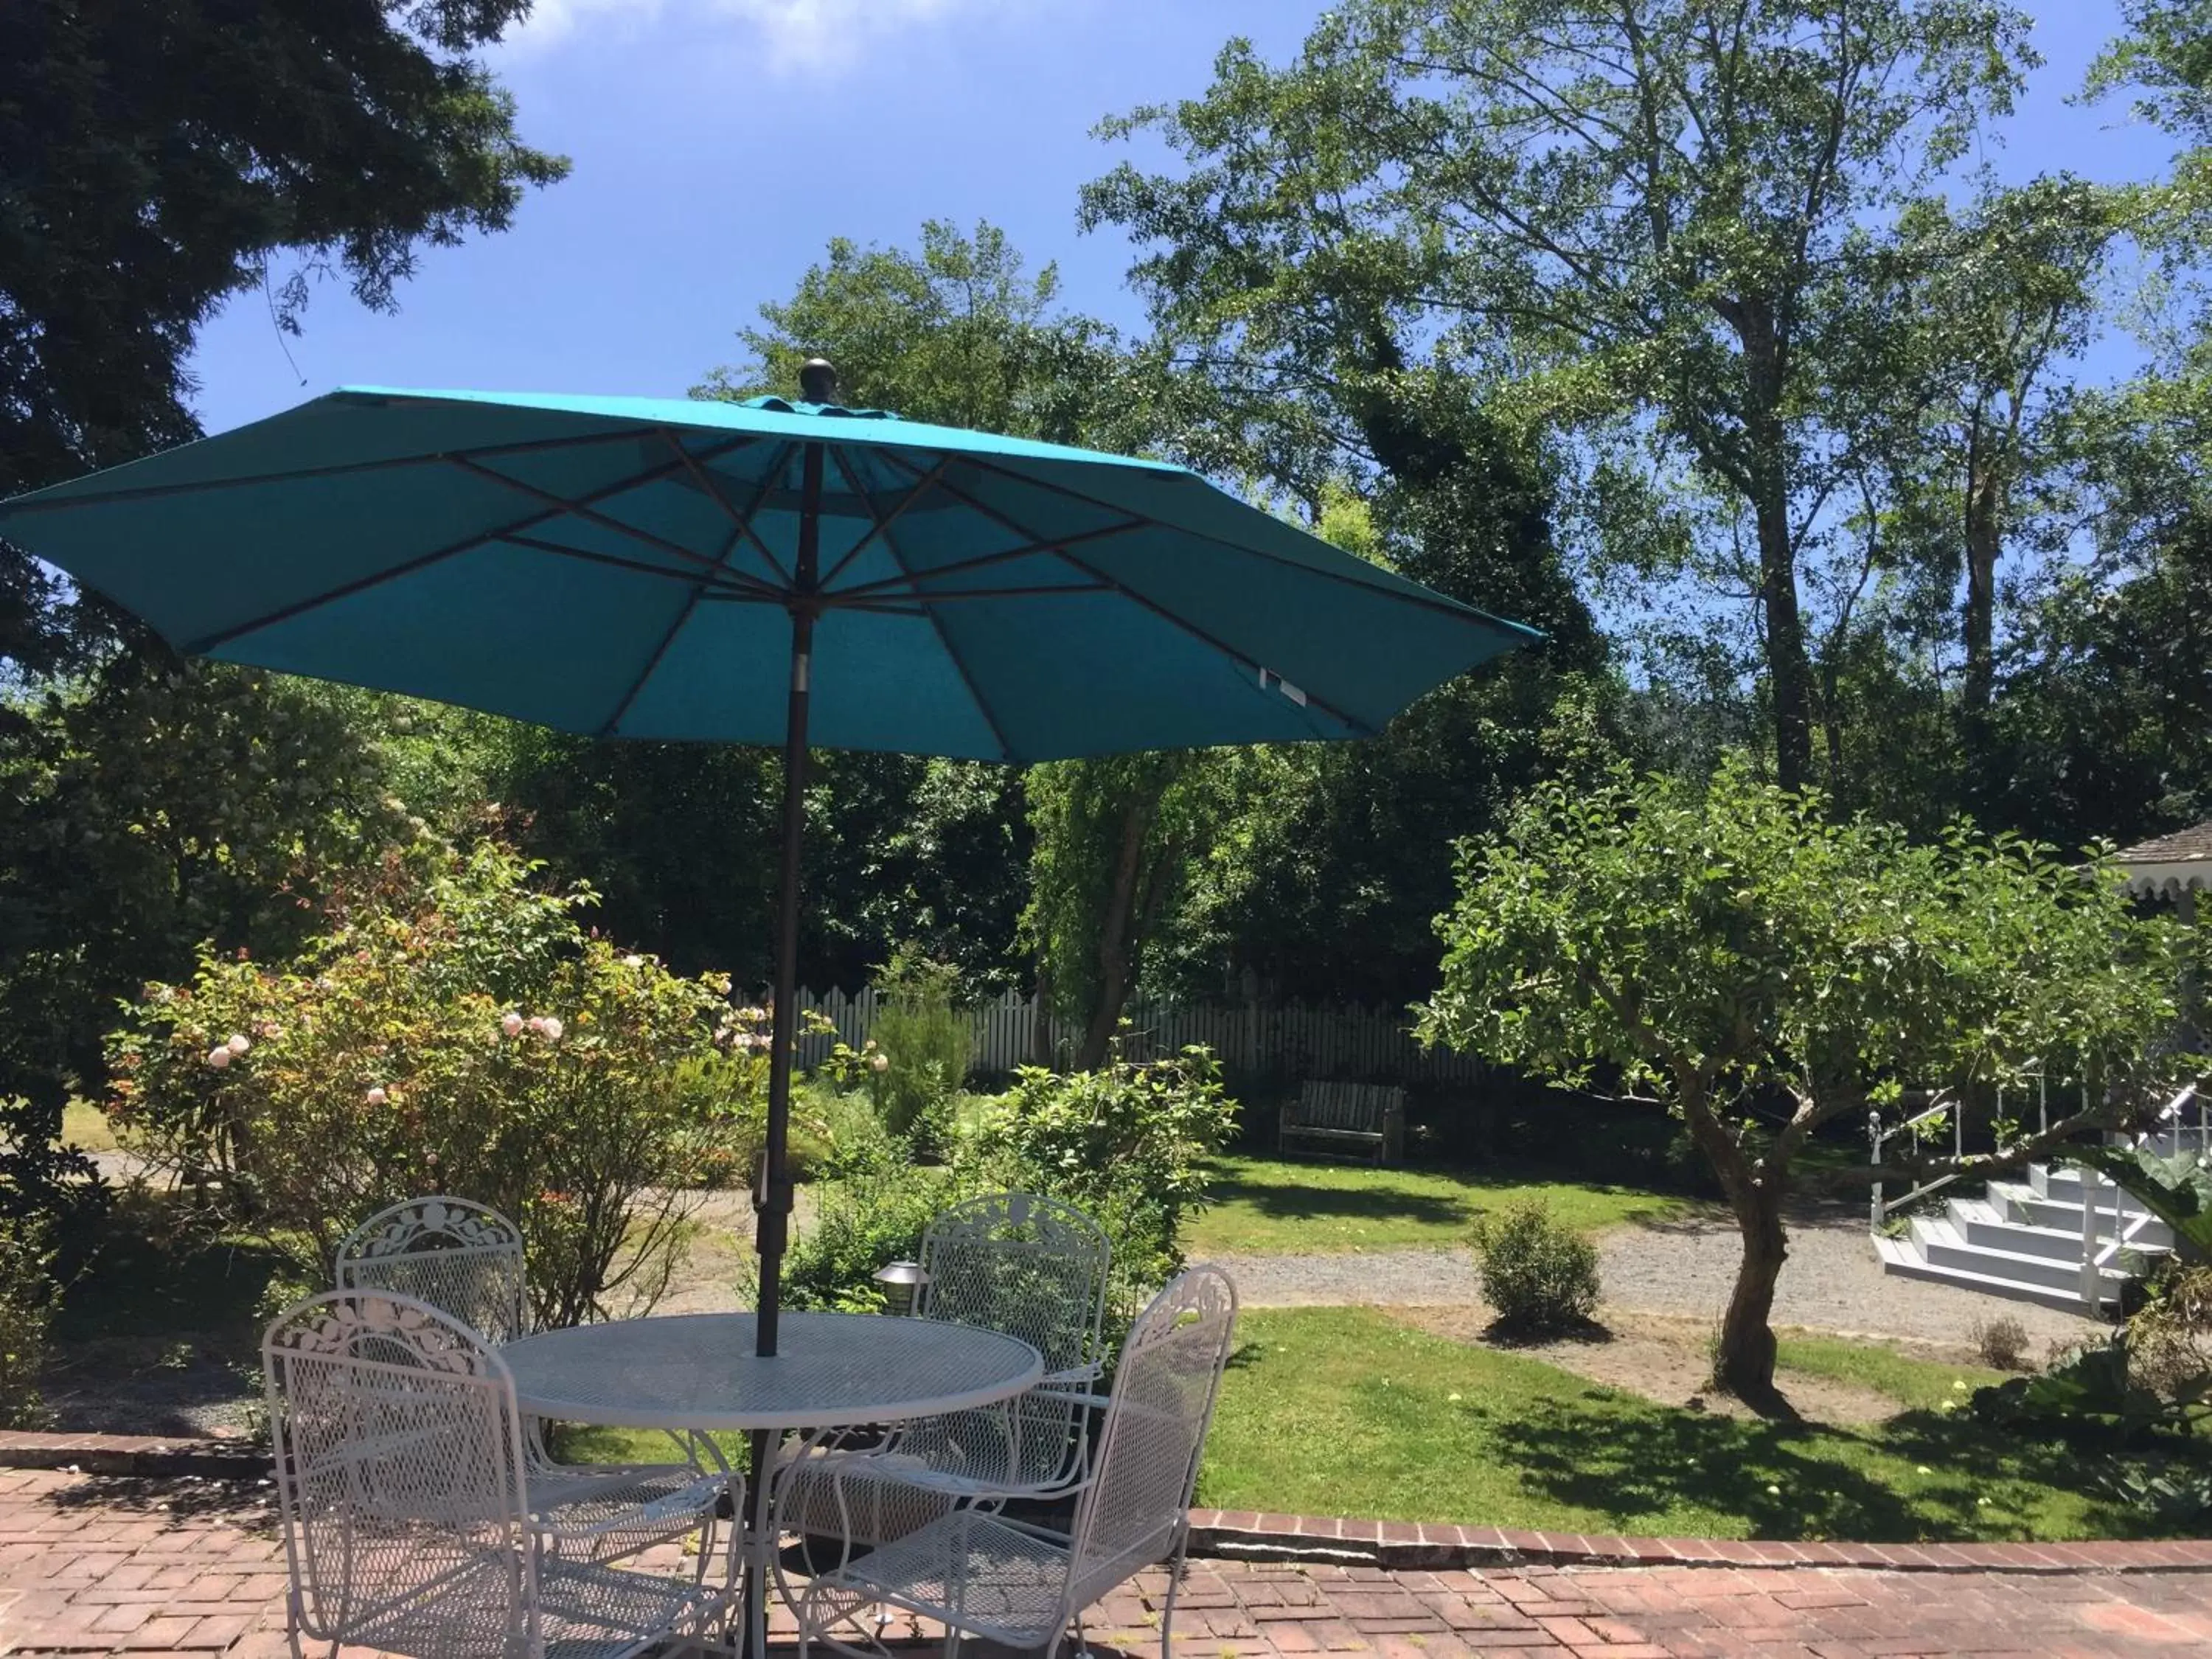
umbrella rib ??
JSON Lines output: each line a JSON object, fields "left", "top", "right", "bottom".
{"left": 956, "top": 453, "right": 1525, "bottom": 630}
{"left": 827, "top": 519, "right": 1144, "bottom": 600}
{"left": 661, "top": 432, "right": 797, "bottom": 586}
{"left": 0, "top": 425, "right": 692, "bottom": 515}
{"left": 599, "top": 458, "right": 790, "bottom": 737}
{"left": 816, "top": 455, "right": 952, "bottom": 589}
{"left": 445, "top": 451, "right": 785, "bottom": 598}
{"left": 181, "top": 450, "right": 717, "bottom": 653}
{"left": 830, "top": 445, "right": 1014, "bottom": 763}
{"left": 499, "top": 532, "right": 779, "bottom": 597}
{"left": 877, "top": 451, "right": 1371, "bottom": 739}
{"left": 846, "top": 583, "right": 1115, "bottom": 603}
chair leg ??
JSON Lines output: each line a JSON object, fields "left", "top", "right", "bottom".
{"left": 1160, "top": 1545, "right": 1189, "bottom": 1659}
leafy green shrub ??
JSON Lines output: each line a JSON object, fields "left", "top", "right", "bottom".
{"left": 1971, "top": 1338, "right": 2207, "bottom": 1446}
{"left": 785, "top": 1045, "right": 1239, "bottom": 1326}
{"left": 2097, "top": 1453, "right": 2212, "bottom": 1526}
{"left": 0, "top": 1215, "right": 54, "bottom": 1429}
{"left": 970, "top": 1046, "right": 1237, "bottom": 1292}
{"left": 1471, "top": 1199, "right": 1601, "bottom": 1333}
{"left": 792, "top": 1078, "right": 907, "bottom": 1183}
{"left": 866, "top": 946, "right": 970, "bottom": 1152}
{"left": 108, "top": 833, "right": 762, "bottom": 1327}
{"left": 783, "top": 1167, "right": 956, "bottom": 1314}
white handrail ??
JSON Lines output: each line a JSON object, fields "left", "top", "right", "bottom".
{"left": 1869, "top": 1090, "right": 1965, "bottom": 1231}
{"left": 2078, "top": 1079, "right": 2205, "bottom": 1313}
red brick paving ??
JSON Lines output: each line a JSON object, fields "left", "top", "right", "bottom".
{"left": 2, "top": 1470, "right": 2211, "bottom": 1657}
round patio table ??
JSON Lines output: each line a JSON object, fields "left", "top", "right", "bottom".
{"left": 504, "top": 1310, "right": 1043, "bottom": 1658}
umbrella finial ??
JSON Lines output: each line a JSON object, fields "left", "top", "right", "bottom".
{"left": 799, "top": 358, "right": 838, "bottom": 405}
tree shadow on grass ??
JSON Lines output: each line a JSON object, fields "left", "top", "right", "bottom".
{"left": 1478, "top": 1316, "right": 1616, "bottom": 1350}
{"left": 1483, "top": 1397, "right": 2123, "bottom": 1543}
{"left": 1208, "top": 1169, "right": 1469, "bottom": 1234}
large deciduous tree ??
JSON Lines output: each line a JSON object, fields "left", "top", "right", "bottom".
{"left": 1857, "top": 178, "right": 2121, "bottom": 810}
{"left": 1085, "top": 0, "right": 2036, "bottom": 791}
{"left": 0, "top": 0, "right": 568, "bottom": 674}
{"left": 1421, "top": 756, "right": 2201, "bottom": 1402}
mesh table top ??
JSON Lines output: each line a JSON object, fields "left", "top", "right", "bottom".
{"left": 502, "top": 1312, "right": 1043, "bottom": 1432}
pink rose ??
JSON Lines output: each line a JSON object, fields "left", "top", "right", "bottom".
{"left": 501, "top": 1012, "right": 525, "bottom": 1037}
{"left": 225, "top": 1034, "right": 251, "bottom": 1056}
{"left": 869, "top": 1051, "right": 889, "bottom": 1073}
{"left": 205, "top": 1047, "right": 232, "bottom": 1070}
{"left": 539, "top": 1016, "right": 563, "bottom": 1040}
{"left": 365, "top": 1086, "right": 388, "bottom": 1106}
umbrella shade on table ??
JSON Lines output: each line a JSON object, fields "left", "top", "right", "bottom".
{"left": 0, "top": 378, "right": 1541, "bottom": 1354}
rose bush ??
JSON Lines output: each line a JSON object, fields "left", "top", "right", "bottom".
{"left": 108, "top": 832, "right": 765, "bottom": 1326}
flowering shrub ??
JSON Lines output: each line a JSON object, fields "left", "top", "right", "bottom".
{"left": 107, "top": 835, "right": 762, "bottom": 1326}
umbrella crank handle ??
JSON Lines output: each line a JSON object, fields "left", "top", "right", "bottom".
{"left": 752, "top": 1153, "right": 794, "bottom": 1250}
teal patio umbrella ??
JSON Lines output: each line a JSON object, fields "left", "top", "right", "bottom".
{"left": 0, "top": 364, "right": 1537, "bottom": 1350}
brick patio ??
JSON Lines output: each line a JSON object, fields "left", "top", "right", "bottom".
{"left": 3, "top": 1468, "right": 2211, "bottom": 1658}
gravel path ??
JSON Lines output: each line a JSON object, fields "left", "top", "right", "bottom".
{"left": 1215, "top": 1198, "right": 2105, "bottom": 1351}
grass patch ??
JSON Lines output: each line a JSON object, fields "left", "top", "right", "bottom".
{"left": 1776, "top": 1335, "right": 2005, "bottom": 1413}
{"left": 1187, "top": 1154, "right": 1694, "bottom": 1256}
{"left": 552, "top": 1423, "right": 753, "bottom": 1472}
{"left": 1200, "top": 1307, "right": 2146, "bottom": 1542}
{"left": 59, "top": 1101, "right": 119, "bottom": 1153}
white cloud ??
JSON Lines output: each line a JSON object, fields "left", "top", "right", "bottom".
{"left": 507, "top": 0, "right": 1016, "bottom": 73}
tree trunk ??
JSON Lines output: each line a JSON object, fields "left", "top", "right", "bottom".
{"left": 1736, "top": 309, "right": 1815, "bottom": 792}
{"left": 1961, "top": 460, "right": 2003, "bottom": 807}
{"left": 1074, "top": 793, "right": 1153, "bottom": 1071}
{"left": 1713, "top": 1182, "right": 1789, "bottom": 1403}
{"left": 1674, "top": 1079, "right": 1790, "bottom": 1407}
{"left": 1030, "top": 959, "right": 1054, "bottom": 1067}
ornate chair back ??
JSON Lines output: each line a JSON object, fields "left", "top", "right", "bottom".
{"left": 262, "top": 1290, "right": 533, "bottom": 1655}
{"left": 1065, "top": 1264, "right": 1238, "bottom": 1610}
{"left": 917, "top": 1192, "right": 1110, "bottom": 1382}
{"left": 335, "top": 1197, "right": 529, "bottom": 1345}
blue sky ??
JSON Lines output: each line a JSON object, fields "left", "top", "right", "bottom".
{"left": 186, "top": 0, "right": 2181, "bottom": 438}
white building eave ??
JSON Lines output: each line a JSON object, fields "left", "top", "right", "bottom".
{"left": 2123, "top": 860, "right": 2211, "bottom": 900}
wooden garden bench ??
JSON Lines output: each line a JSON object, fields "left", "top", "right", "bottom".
{"left": 1279, "top": 1081, "right": 1406, "bottom": 1165}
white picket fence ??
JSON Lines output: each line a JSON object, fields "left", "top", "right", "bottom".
{"left": 768, "top": 986, "right": 1485, "bottom": 1083}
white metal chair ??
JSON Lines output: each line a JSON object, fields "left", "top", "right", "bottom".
{"left": 335, "top": 1196, "right": 719, "bottom": 1565}
{"left": 264, "top": 1290, "right": 737, "bottom": 1659}
{"left": 780, "top": 1193, "right": 1112, "bottom": 1548}
{"left": 789, "top": 1264, "right": 1238, "bottom": 1659}
{"left": 335, "top": 1197, "right": 530, "bottom": 1343}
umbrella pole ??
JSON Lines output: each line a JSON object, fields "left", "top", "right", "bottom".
{"left": 740, "top": 443, "right": 820, "bottom": 1659}
{"left": 753, "top": 607, "right": 810, "bottom": 1358}
{"left": 756, "top": 440, "right": 824, "bottom": 1359}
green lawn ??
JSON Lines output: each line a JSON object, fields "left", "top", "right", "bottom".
{"left": 1186, "top": 1154, "right": 1694, "bottom": 1255}
{"left": 60, "top": 1100, "right": 119, "bottom": 1153}
{"left": 1200, "top": 1307, "right": 2143, "bottom": 1543}
{"left": 1774, "top": 1334, "right": 2007, "bottom": 1412}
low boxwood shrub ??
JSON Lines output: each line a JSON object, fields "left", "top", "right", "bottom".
{"left": 1471, "top": 1197, "right": 1601, "bottom": 1333}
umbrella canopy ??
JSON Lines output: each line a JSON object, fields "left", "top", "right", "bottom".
{"left": 0, "top": 378, "right": 1539, "bottom": 1354}
{"left": 0, "top": 385, "right": 1534, "bottom": 759}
